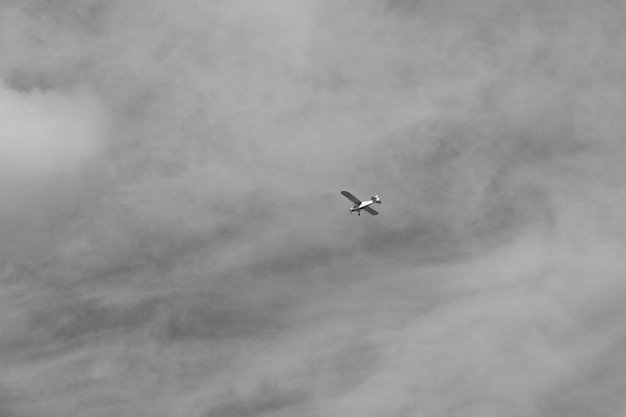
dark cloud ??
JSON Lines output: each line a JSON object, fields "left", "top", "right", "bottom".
{"left": 203, "top": 387, "right": 307, "bottom": 417}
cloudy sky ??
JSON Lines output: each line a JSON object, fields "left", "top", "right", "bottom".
{"left": 2, "top": 0, "right": 626, "bottom": 416}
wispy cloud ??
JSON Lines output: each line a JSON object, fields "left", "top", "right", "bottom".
{"left": 2, "top": 0, "right": 626, "bottom": 416}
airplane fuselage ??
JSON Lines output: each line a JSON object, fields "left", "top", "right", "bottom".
{"left": 350, "top": 200, "right": 375, "bottom": 213}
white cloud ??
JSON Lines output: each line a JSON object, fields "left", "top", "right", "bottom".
{"left": 0, "top": 82, "right": 108, "bottom": 217}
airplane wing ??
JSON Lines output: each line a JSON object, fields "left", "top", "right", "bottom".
{"left": 363, "top": 206, "right": 378, "bottom": 216}
{"left": 340, "top": 191, "right": 361, "bottom": 204}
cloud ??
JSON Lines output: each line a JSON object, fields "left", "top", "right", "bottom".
{"left": 2, "top": 0, "right": 626, "bottom": 416}
{"left": 0, "top": 81, "right": 109, "bottom": 263}
{"left": 0, "top": 82, "right": 106, "bottom": 189}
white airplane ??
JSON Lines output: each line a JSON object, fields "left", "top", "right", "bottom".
{"left": 341, "top": 191, "right": 381, "bottom": 216}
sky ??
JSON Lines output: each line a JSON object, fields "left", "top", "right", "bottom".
{"left": 2, "top": 0, "right": 626, "bottom": 416}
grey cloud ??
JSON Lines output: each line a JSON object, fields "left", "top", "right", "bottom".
{"left": 203, "top": 388, "right": 307, "bottom": 417}
{"left": 2, "top": 0, "right": 626, "bottom": 416}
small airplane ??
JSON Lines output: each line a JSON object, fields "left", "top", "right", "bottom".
{"left": 341, "top": 191, "right": 381, "bottom": 216}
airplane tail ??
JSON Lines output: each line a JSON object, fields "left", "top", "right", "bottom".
{"left": 371, "top": 195, "right": 381, "bottom": 204}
